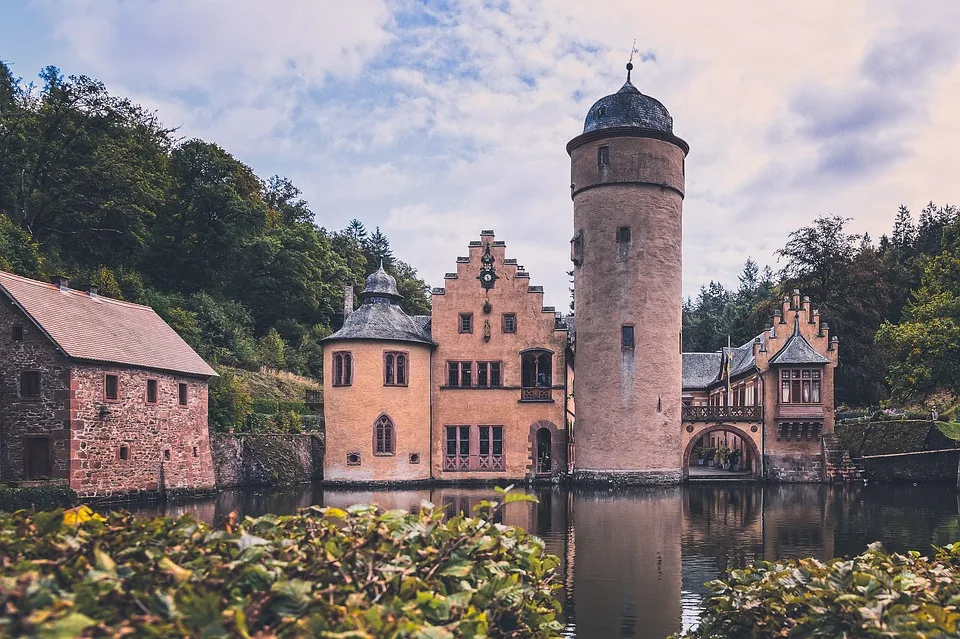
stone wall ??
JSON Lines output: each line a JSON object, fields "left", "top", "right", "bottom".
{"left": 211, "top": 433, "right": 323, "bottom": 488}
{"left": 764, "top": 453, "right": 823, "bottom": 482}
{"left": 0, "top": 299, "right": 71, "bottom": 482}
{"left": 861, "top": 450, "right": 960, "bottom": 483}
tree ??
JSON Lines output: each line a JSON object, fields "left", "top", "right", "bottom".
{"left": 208, "top": 367, "right": 253, "bottom": 432}
{"left": 877, "top": 218, "right": 960, "bottom": 403}
{"left": 364, "top": 226, "right": 394, "bottom": 269}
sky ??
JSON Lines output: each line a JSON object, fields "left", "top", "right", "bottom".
{"left": 3, "top": 0, "right": 960, "bottom": 309}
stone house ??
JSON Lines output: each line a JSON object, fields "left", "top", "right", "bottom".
{"left": 680, "top": 290, "right": 839, "bottom": 481}
{"left": 0, "top": 271, "right": 217, "bottom": 498}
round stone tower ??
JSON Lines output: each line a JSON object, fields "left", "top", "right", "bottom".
{"left": 568, "top": 63, "right": 689, "bottom": 484}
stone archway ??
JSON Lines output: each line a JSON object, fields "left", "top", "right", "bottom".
{"left": 527, "top": 420, "right": 564, "bottom": 477}
{"left": 682, "top": 423, "right": 761, "bottom": 478}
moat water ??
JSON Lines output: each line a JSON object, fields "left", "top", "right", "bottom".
{"left": 125, "top": 483, "right": 960, "bottom": 639}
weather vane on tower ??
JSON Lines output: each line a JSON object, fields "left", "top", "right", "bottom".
{"left": 627, "top": 38, "right": 639, "bottom": 82}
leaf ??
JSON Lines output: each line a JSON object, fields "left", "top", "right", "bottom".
{"left": 63, "top": 505, "right": 105, "bottom": 527}
{"left": 37, "top": 613, "right": 96, "bottom": 639}
{"left": 237, "top": 532, "right": 270, "bottom": 550}
{"left": 504, "top": 492, "right": 539, "bottom": 505}
{"left": 159, "top": 556, "right": 192, "bottom": 582}
{"left": 439, "top": 562, "right": 473, "bottom": 578}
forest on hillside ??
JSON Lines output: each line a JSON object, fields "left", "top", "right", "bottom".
{"left": 1, "top": 63, "right": 958, "bottom": 413}
{"left": 0, "top": 63, "right": 429, "bottom": 387}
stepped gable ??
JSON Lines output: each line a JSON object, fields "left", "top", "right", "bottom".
{"left": 325, "top": 266, "right": 434, "bottom": 346}
{"left": 0, "top": 270, "right": 215, "bottom": 377}
{"left": 769, "top": 315, "right": 830, "bottom": 365}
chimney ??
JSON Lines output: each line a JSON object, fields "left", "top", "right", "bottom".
{"left": 79, "top": 284, "right": 98, "bottom": 299}
{"left": 50, "top": 275, "right": 69, "bottom": 292}
{"left": 829, "top": 335, "right": 839, "bottom": 351}
{"left": 343, "top": 285, "right": 355, "bottom": 318}
{"left": 792, "top": 289, "right": 801, "bottom": 310}
{"left": 820, "top": 320, "right": 829, "bottom": 338}
{"left": 811, "top": 308, "right": 819, "bottom": 325}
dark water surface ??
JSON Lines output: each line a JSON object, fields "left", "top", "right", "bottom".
{"left": 125, "top": 483, "right": 960, "bottom": 638}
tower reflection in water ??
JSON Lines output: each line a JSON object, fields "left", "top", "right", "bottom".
{"left": 122, "top": 483, "right": 960, "bottom": 639}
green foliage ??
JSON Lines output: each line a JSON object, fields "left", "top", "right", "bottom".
{"left": 0, "top": 62, "right": 434, "bottom": 382}
{"left": 675, "top": 542, "right": 960, "bottom": 639}
{"left": 208, "top": 368, "right": 253, "bottom": 432}
{"left": 0, "top": 496, "right": 562, "bottom": 638}
{"left": 0, "top": 484, "right": 77, "bottom": 512}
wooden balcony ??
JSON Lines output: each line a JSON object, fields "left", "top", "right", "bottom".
{"left": 681, "top": 405, "right": 763, "bottom": 422}
{"left": 776, "top": 404, "right": 825, "bottom": 420}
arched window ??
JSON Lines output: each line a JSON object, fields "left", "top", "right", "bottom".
{"left": 384, "top": 351, "right": 408, "bottom": 386}
{"left": 521, "top": 351, "right": 552, "bottom": 388}
{"left": 333, "top": 352, "right": 352, "bottom": 387}
{"left": 374, "top": 414, "right": 395, "bottom": 455}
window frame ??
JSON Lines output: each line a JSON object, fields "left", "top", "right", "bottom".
{"left": 502, "top": 313, "right": 517, "bottom": 334}
{"left": 103, "top": 373, "right": 120, "bottom": 403}
{"left": 383, "top": 350, "right": 409, "bottom": 387}
{"left": 373, "top": 414, "right": 396, "bottom": 456}
{"left": 332, "top": 351, "right": 353, "bottom": 387}
{"left": 520, "top": 350, "right": 553, "bottom": 388}
{"left": 12, "top": 325, "right": 24, "bottom": 342}
{"left": 458, "top": 312, "right": 474, "bottom": 334}
{"left": 145, "top": 378, "right": 159, "bottom": 405}
{"left": 617, "top": 226, "right": 631, "bottom": 244}
{"left": 177, "top": 382, "right": 188, "bottom": 406}
{"left": 476, "top": 361, "right": 503, "bottom": 388}
{"left": 598, "top": 145, "right": 610, "bottom": 168}
{"left": 779, "top": 368, "right": 823, "bottom": 404}
{"left": 19, "top": 370, "right": 41, "bottom": 399}
{"left": 621, "top": 325, "right": 635, "bottom": 350}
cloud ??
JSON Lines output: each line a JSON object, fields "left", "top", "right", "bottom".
{"left": 14, "top": 0, "right": 960, "bottom": 308}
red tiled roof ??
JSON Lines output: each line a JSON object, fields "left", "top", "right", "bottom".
{"left": 0, "top": 271, "right": 217, "bottom": 378}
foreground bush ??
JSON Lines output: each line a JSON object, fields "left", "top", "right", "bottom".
{"left": 677, "top": 541, "right": 960, "bottom": 638}
{"left": 0, "top": 493, "right": 562, "bottom": 638}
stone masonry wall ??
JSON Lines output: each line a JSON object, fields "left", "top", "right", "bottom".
{"left": 69, "top": 365, "right": 216, "bottom": 498}
{"left": 211, "top": 433, "right": 323, "bottom": 488}
{"left": 0, "top": 299, "right": 71, "bottom": 482}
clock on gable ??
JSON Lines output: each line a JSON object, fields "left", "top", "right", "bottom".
{"left": 477, "top": 243, "right": 498, "bottom": 290}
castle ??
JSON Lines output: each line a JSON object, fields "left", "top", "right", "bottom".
{"left": 0, "top": 66, "right": 842, "bottom": 493}
{"left": 323, "top": 65, "right": 842, "bottom": 485}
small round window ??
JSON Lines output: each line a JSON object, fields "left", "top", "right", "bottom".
{"left": 346, "top": 452, "right": 361, "bottom": 466}
{"left": 409, "top": 452, "right": 421, "bottom": 465}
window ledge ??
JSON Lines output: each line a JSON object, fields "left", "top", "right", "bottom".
{"left": 518, "top": 399, "right": 556, "bottom": 404}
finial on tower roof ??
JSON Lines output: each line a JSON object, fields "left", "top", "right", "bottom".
{"left": 627, "top": 38, "right": 638, "bottom": 83}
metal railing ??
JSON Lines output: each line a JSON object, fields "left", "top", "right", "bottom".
{"left": 681, "top": 405, "right": 762, "bottom": 421}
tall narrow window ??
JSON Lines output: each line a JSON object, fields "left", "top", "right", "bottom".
{"left": 598, "top": 145, "right": 609, "bottom": 167}
{"left": 617, "top": 226, "right": 631, "bottom": 244}
{"left": 333, "top": 352, "right": 353, "bottom": 387}
{"left": 570, "top": 229, "right": 584, "bottom": 266}
{"left": 444, "top": 425, "right": 470, "bottom": 471}
{"left": 479, "top": 426, "right": 490, "bottom": 456}
{"left": 477, "top": 362, "right": 488, "bottom": 387}
{"left": 448, "top": 362, "right": 459, "bottom": 387}
{"left": 384, "top": 352, "right": 408, "bottom": 386}
{"left": 146, "top": 379, "right": 158, "bottom": 404}
{"left": 460, "top": 362, "right": 472, "bottom": 387}
{"left": 374, "top": 414, "right": 395, "bottom": 455}
{"left": 490, "top": 362, "right": 502, "bottom": 387}
{"left": 12, "top": 326, "right": 23, "bottom": 342}
{"left": 104, "top": 374, "right": 119, "bottom": 401}
{"left": 622, "top": 325, "right": 635, "bottom": 349}
{"left": 178, "top": 383, "right": 188, "bottom": 406}
{"left": 19, "top": 371, "right": 40, "bottom": 398}
{"left": 459, "top": 313, "right": 473, "bottom": 334}
{"left": 492, "top": 426, "right": 503, "bottom": 457}
{"left": 502, "top": 314, "right": 517, "bottom": 333}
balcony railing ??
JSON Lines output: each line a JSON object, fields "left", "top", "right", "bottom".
{"left": 520, "top": 387, "right": 553, "bottom": 402}
{"left": 681, "top": 405, "right": 763, "bottom": 422}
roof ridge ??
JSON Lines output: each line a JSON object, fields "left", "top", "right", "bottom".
{"left": 0, "top": 270, "right": 154, "bottom": 311}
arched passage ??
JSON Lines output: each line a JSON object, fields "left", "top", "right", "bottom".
{"left": 682, "top": 424, "right": 761, "bottom": 478}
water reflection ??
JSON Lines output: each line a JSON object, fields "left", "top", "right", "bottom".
{"left": 121, "top": 483, "right": 960, "bottom": 639}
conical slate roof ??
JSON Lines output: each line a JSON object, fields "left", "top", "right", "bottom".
{"left": 324, "top": 266, "right": 433, "bottom": 346}
{"left": 582, "top": 78, "right": 674, "bottom": 135}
